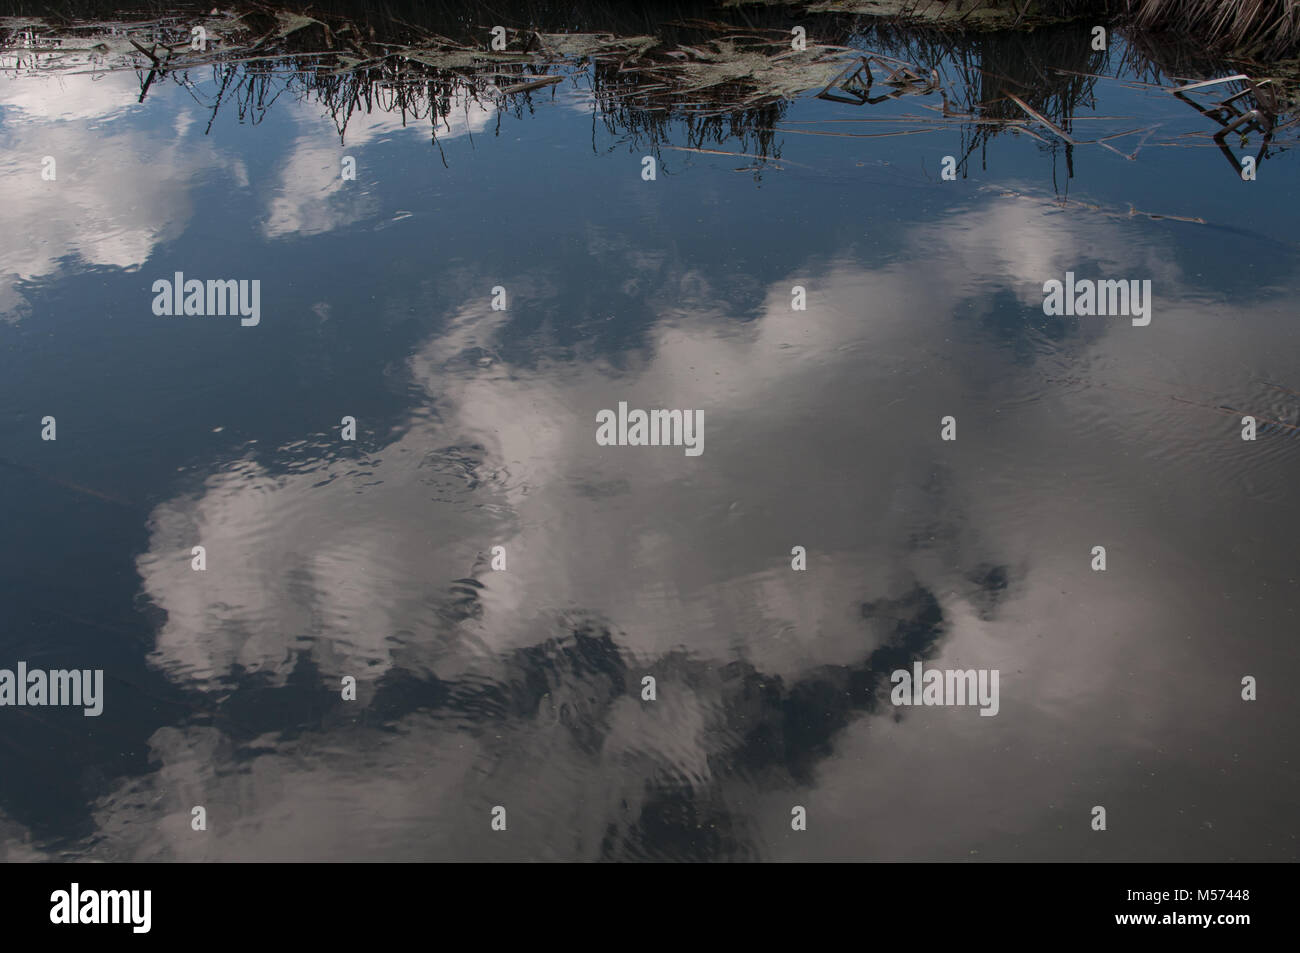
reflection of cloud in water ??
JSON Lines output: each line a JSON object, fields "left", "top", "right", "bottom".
{"left": 263, "top": 92, "right": 494, "bottom": 239}
{"left": 0, "top": 71, "right": 491, "bottom": 316}
{"left": 90, "top": 587, "right": 952, "bottom": 861}
{"left": 0, "top": 811, "right": 47, "bottom": 862}
{"left": 136, "top": 243, "right": 993, "bottom": 690}
{"left": 0, "top": 65, "right": 141, "bottom": 123}
{"left": 114, "top": 200, "right": 1296, "bottom": 859}
{"left": 0, "top": 73, "right": 246, "bottom": 319}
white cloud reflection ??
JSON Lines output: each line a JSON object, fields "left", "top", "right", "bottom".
{"left": 100, "top": 198, "right": 1300, "bottom": 860}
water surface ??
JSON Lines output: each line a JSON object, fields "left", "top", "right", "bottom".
{"left": 1, "top": 3, "right": 1297, "bottom": 861}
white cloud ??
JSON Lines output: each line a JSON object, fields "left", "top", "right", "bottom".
{"left": 0, "top": 69, "right": 245, "bottom": 320}
{"left": 262, "top": 90, "right": 495, "bottom": 239}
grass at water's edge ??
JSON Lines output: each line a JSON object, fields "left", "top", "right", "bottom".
{"left": 0, "top": 0, "right": 1297, "bottom": 56}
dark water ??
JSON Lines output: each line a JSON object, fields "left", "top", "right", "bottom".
{"left": 1, "top": 3, "right": 1298, "bottom": 861}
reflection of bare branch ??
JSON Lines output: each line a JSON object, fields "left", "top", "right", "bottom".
{"left": 1, "top": 3, "right": 1296, "bottom": 182}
